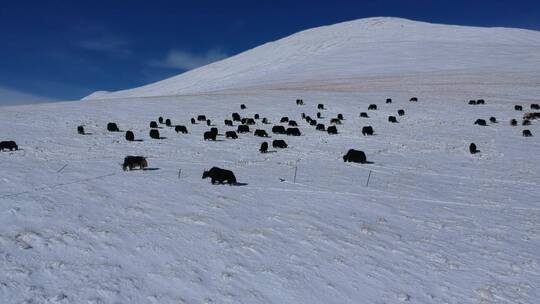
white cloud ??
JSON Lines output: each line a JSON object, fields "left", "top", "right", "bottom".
{"left": 149, "top": 48, "right": 228, "bottom": 70}
{"left": 0, "top": 86, "right": 53, "bottom": 107}
{"left": 78, "top": 36, "right": 131, "bottom": 55}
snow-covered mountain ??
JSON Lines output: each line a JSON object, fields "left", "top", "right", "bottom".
{"left": 84, "top": 17, "right": 540, "bottom": 99}
{"left": 2, "top": 18, "right": 540, "bottom": 303}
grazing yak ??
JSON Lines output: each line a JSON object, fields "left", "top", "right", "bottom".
{"left": 318, "top": 104, "right": 325, "bottom": 110}
{"left": 272, "top": 125, "right": 286, "bottom": 134}
{"left": 531, "top": 104, "right": 540, "bottom": 110}
{"left": 522, "top": 119, "right": 531, "bottom": 126}
{"left": 165, "top": 119, "right": 172, "bottom": 127}
{"left": 150, "top": 121, "right": 158, "bottom": 128}
{"left": 523, "top": 129, "right": 533, "bottom": 137}
{"left": 368, "top": 104, "right": 377, "bottom": 110}
{"left": 226, "top": 131, "right": 238, "bottom": 139}
{"left": 360, "top": 112, "right": 369, "bottom": 118}
{"left": 286, "top": 127, "right": 301, "bottom": 136}
{"left": 254, "top": 129, "right": 269, "bottom": 137}
{"left": 330, "top": 118, "right": 342, "bottom": 125}
{"left": 175, "top": 125, "right": 188, "bottom": 134}
{"left": 77, "top": 125, "right": 85, "bottom": 135}
{"left": 386, "top": 98, "right": 392, "bottom": 104}
{"left": 191, "top": 118, "right": 197, "bottom": 124}
{"left": 262, "top": 118, "right": 269, "bottom": 124}
{"left": 327, "top": 125, "right": 338, "bottom": 134}
{"left": 149, "top": 129, "right": 161, "bottom": 139}
{"left": 343, "top": 149, "right": 367, "bottom": 163}
{"left": 280, "top": 117, "right": 289, "bottom": 123}
{"left": 362, "top": 126, "right": 374, "bottom": 136}
{"left": 309, "top": 120, "right": 317, "bottom": 126}
{"left": 254, "top": 114, "right": 260, "bottom": 119}
{"left": 202, "top": 167, "right": 237, "bottom": 185}
{"left": 122, "top": 156, "right": 148, "bottom": 171}
{"left": 469, "top": 143, "right": 479, "bottom": 154}
{"left": 125, "top": 131, "right": 135, "bottom": 141}
{"left": 232, "top": 113, "right": 241, "bottom": 121}
{"left": 489, "top": 117, "right": 497, "bottom": 123}
{"left": 316, "top": 112, "right": 321, "bottom": 119}
{"left": 305, "top": 116, "right": 313, "bottom": 123}
{"left": 206, "top": 120, "right": 212, "bottom": 126}
{"left": 197, "top": 115, "right": 207, "bottom": 121}
{"left": 316, "top": 123, "right": 325, "bottom": 131}
{"left": 240, "top": 104, "right": 246, "bottom": 109}
{"left": 0, "top": 141, "right": 18, "bottom": 151}
{"left": 523, "top": 112, "right": 540, "bottom": 120}
{"left": 398, "top": 109, "right": 405, "bottom": 116}
{"left": 107, "top": 122, "right": 120, "bottom": 132}
{"left": 273, "top": 139, "right": 287, "bottom": 149}
{"left": 238, "top": 125, "right": 250, "bottom": 133}
{"left": 288, "top": 120, "right": 298, "bottom": 126}
{"left": 337, "top": 114, "right": 344, "bottom": 120}
{"left": 301, "top": 113, "right": 306, "bottom": 119}
{"left": 210, "top": 127, "right": 219, "bottom": 135}
{"left": 224, "top": 119, "right": 233, "bottom": 126}
{"left": 204, "top": 131, "right": 217, "bottom": 141}
{"left": 510, "top": 119, "right": 518, "bottom": 126}
{"left": 474, "top": 119, "right": 487, "bottom": 126}
{"left": 296, "top": 99, "right": 304, "bottom": 105}
{"left": 246, "top": 118, "right": 256, "bottom": 125}
{"left": 515, "top": 105, "right": 523, "bottom": 111}
{"left": 468, "top": 100, "right": 476, "bottom": 105}
{"left": 158, "top": 117, "right": 164, "bottom": 124}
{"left": 477, "top": 99, "right": 485, "bottom": 105}
{"left": 388, "top": 116, "right": 398, "bottom": 123}
{"left": 410, "top": 97, "right": 418, "bottom": 102}
{"left": 260, "top": 142, "right": 268, "bottom": 153}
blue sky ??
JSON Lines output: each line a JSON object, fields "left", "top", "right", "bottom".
{"left": 1, "top": 0, "right": 539, "bottom": 104}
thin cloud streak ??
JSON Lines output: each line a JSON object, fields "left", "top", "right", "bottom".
{"left": 149, "top": 48, "right": 228, "bottom": 70}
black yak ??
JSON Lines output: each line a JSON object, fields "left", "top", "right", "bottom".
{"left": 272, "top": 139, "right": 287, "bottom": 149}
{"left": 317, "top": 112, "right": 322, "bottom": 118}
{"left": 386, "top": 98, "right": 392, "bottom": 104}
{"left": 149, "top": 129, "right": 161, "bottom": 139}
{"left": 398, "top": 109, "right": 405, "bottom": 116}
{"left": 280, "top": 117, "right": 289, "bottom": 123}
{"left": 318, "top": 104, "right": 324, "bottom": 110}
{"left": 150, "top": 121, "right": 158, "bottom": 128}
{"left": 107, "top": 122, "right": 120, "bottom": 132}
{"left": 0, "top": 141, "right": 18, "bottom": 151}
{"left": 226, "top": 131, "right": 238, "bottom": 139}
{"left": 343, "top": 149, "right": 366, "bottom": 163}
{"left": 330, "top": 118, "right": 342, "bottom": 125}
{"left": 238, "top": 125, "right": 250, "bottom": 133}
{"left": 254, "top": 129, "right": 268, "bottom": 137}
{"left": 288, "top": 120, "right": 298, "bottom": 126}
{"left": 125, "top": 131, "right": 135, "bottom": 141}
{"left": 388, "top": 116, "right": 398, "bottom": 123}
{"left": 254, "top": 114, "right": 260, "bottom": 119}
{"left": 210, "top": 127, "right": 219, "bottom": 135}
{"left": 522, "top": 119, "right": 531, "bottom": 126}
{"left": 532, "top": 104, "right": 540, "bottom": 110}
{"left": 202, "top": 167, "right": 237, "bottom": 185}
{"left": 305, "top": 116, "right": 312, "bottom": 123}
{"left": 240, "top": 104, "right": 246, "bottom": 109}
{"left": 316, "top": 123, "right": 325, "bottom": 131}
{"left": 309, "top": 120, "right": 317, "bottom": 126}
{"left": 232, "top": 113, "right": 241, "bottom": 121}
{"left": 286, "top": 127, "right": 301, "bottom": 136}
{"left": 362, "top": 126, "right": 374, "bottom": 136}
{"left": 489, "top": 117, "right": 497, "bottom": 123}
{"left": 474, "top": 119, "right": 487, "bottom": 126}
{"left": 246, "top": 118, "right": 256, "bottom": 125}
{"left": 337, "top": 113, "right": 344, "bottom": 120}
{"left": 476, "top": 99, "right": 485, "bottom": 105}
{"left": 260, "top": 142, "right": 268, "bottom": 153}
{"left": 468, "top": 100, "right": 476, "bottom": 105}
{"left": 301, "top": 113, "right": 306, "bottom": 119}
{"left": 77, "top": 125, "right": 85, "bottom": 135}
{"left": 510, "top": 119, "right": 518, "bottom": 126}
{"left": 207, "top": 120, "right": 212, "bottom": 126}
{"left": 410, "top": 97, "right": 418, "bottom": 102}
{"left": 523, "top": 129, "right": 533, "bottom": 137}
{"left": 175, "top": 125, "right": 188, "bottom": 134}
{"left": 165, "top": 119, "right": 172, "bottom": 127}
{"left": 224, "top": 119, "right": 233, "bottom": 126}
{"left": 158, "top": 116, "right": 164, "bottom": 124}
{"left": 122, "top": 156, "right": 147, "bottom": 171}
{"left": 191, "top": 118, "right": 197, "bottom": 124}
{"left": 296, "top": 99, "right": 304, "bottom": 105}
{"left": 262, "top": 118, "right": 269, "bottom": 124}
{"left": 469, "top": 143, "right": 479, "bottom": 154}
{"left": 272, "top": 125, "right": 286, "bottom": 134}
{"left": 515, "top": 105, "right": 523, "bottom": 111}
{"left": 368, "top": 104, "right": 377, "bottom": 110}
{"left": 327, "top": 125, "right": 338, "bottom": 134}
{"left": 204, "top": 131, "right": 217, "bottom": 141}
{"left": 197, "top": 115, "right": 207, "bottom": 121}
{"left": 360, "top": 112, "right": 369, "bottom": 118}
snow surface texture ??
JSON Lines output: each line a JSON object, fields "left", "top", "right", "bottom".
{"left": 1, "top": 18, "right": 540, "bottom": 303}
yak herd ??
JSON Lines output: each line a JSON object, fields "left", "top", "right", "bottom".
{"left": 2, "top": 97, "right": 538, "bottom": 185}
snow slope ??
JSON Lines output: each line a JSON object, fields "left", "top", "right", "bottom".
{"left": 1, "top": 18, "right": 540, "bottom": 304}
{"left": 84, "top": 17, "right": 540, "bottom": 99}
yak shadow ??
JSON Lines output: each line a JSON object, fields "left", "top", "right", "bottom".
{"left": 143, "top": 167, "right": 160, "bottom": 171}
{"left": 132, "top": 139, "right": 144, "bottom": 142}
{"left": 362, "top": 161, "right": 375, "bottom": 164}
{"left": 232, "top": 182, "right": 248, "bottom": 186}
{"left": 263, "top": 150, "right": 278, "bottom": 154}
{"left": 81, "top": 133, "right": 93, "bottom": 135}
